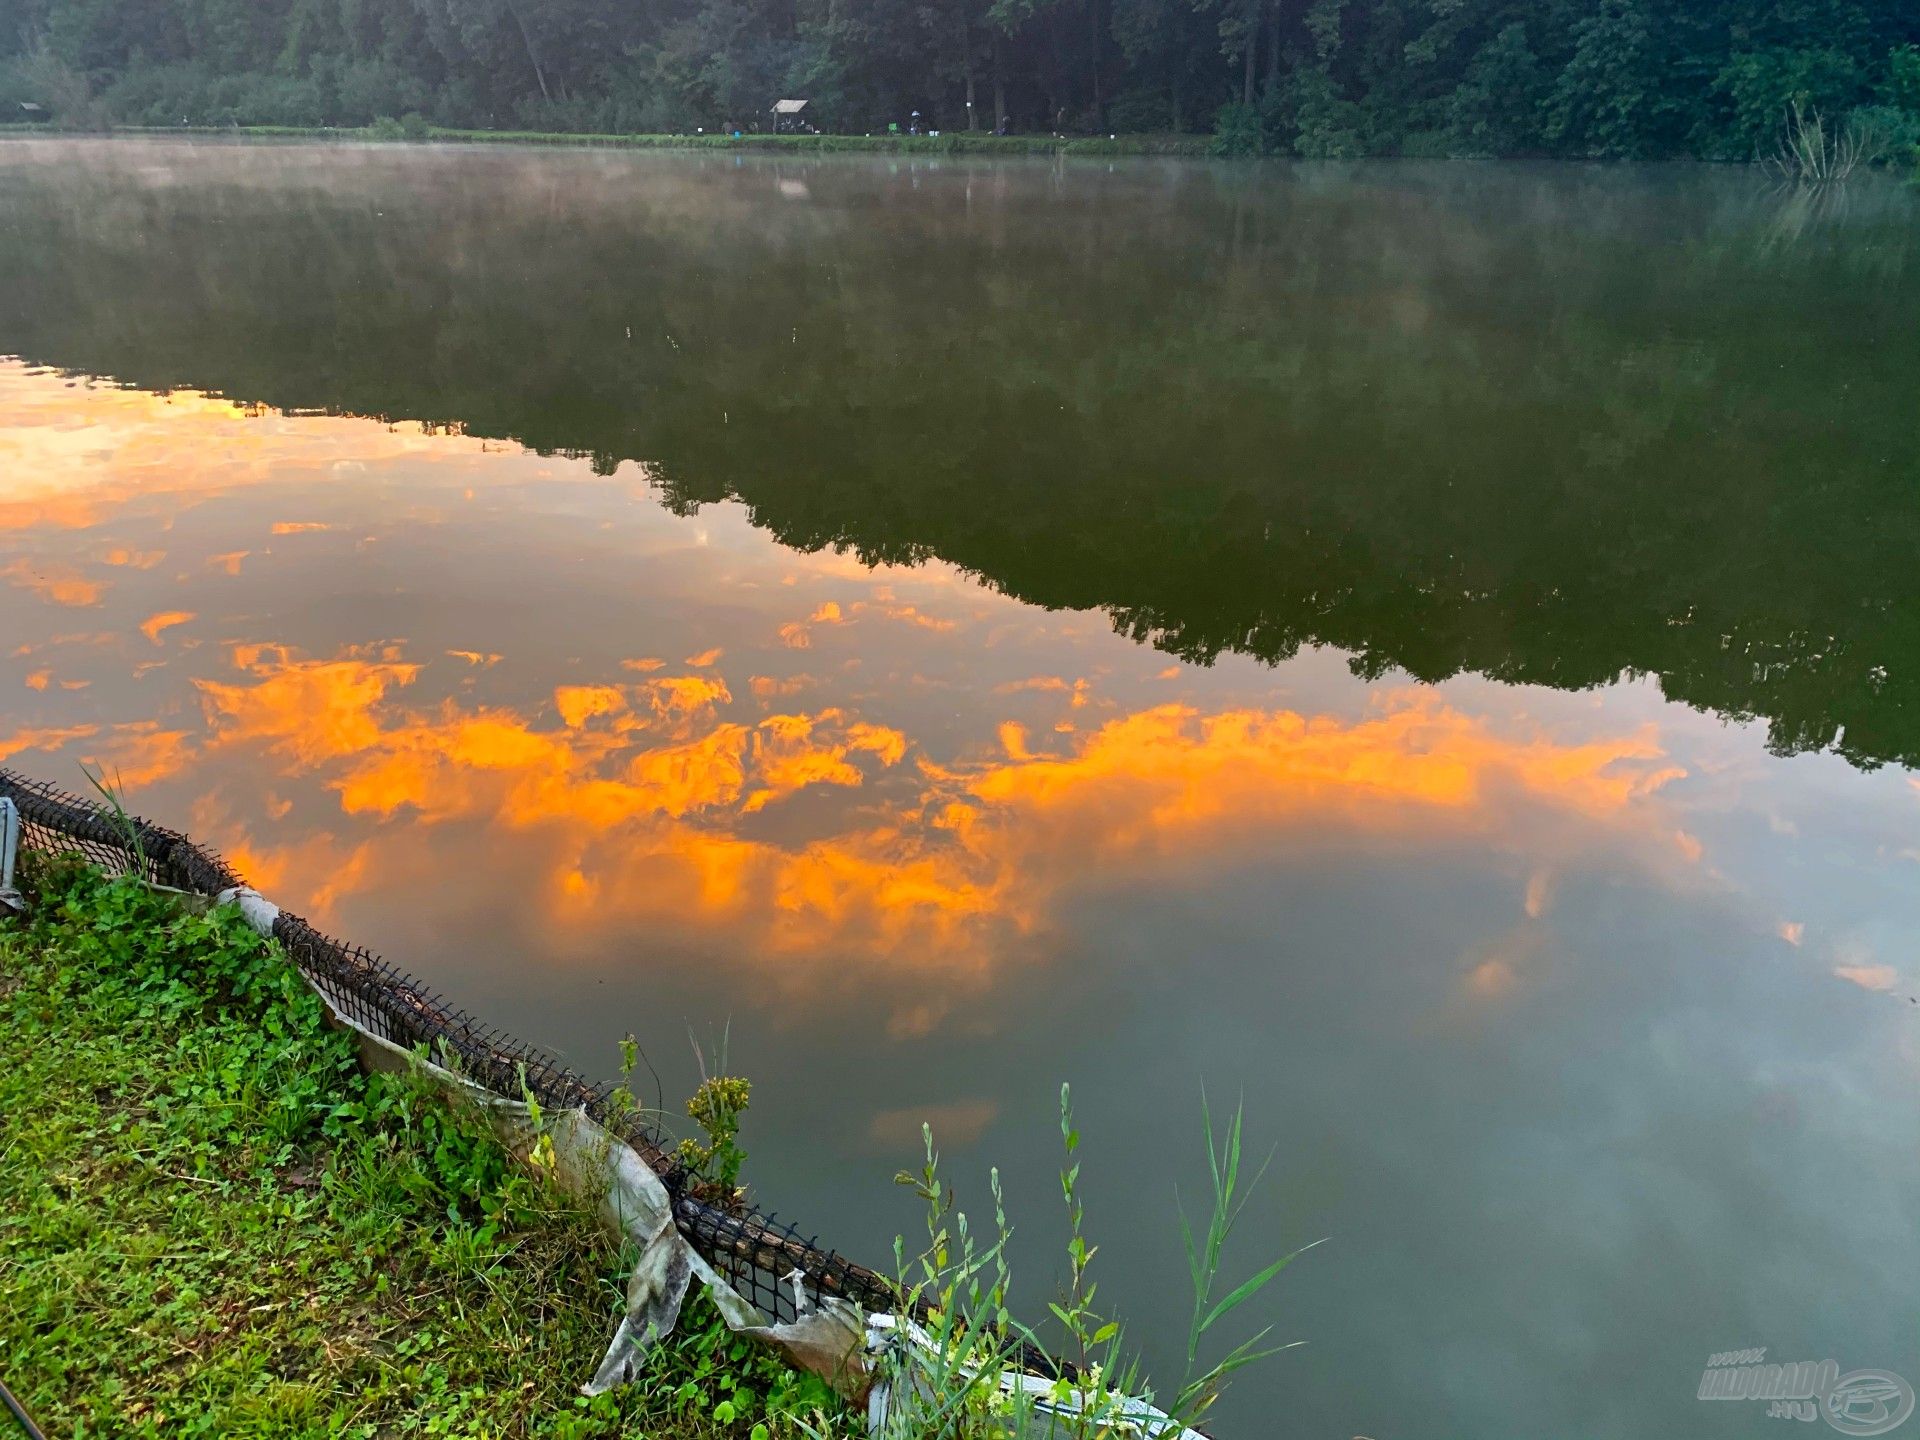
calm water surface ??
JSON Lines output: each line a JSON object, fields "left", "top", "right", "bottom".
{"left": 3, "top": 139, "right": 1918, "bottom": 1438}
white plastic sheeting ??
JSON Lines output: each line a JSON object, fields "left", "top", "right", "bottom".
{"left": 861, "top": 1312, "right": 1208, "bottom": 1439}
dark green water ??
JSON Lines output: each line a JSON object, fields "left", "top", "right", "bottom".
{"left": 2, "top": 138, "right": 1918, "bottom": 1437}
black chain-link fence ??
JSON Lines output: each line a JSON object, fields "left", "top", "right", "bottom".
{"left": 0, "top": 766, "right": 891, "bottom": 1327}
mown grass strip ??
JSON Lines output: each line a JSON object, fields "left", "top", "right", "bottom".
{"left": 0, "top": 121, "right": 1213, "bottom": 157}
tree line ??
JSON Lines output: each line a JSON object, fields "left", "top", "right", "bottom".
{"left": 2, "top": 0, "right": 1918, "bottom": 157}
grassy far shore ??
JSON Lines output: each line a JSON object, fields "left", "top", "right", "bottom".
{"left": 0, "top": 120, "right": 1210, "bottom": 157}
{"left": 3, "top": 121, "right": 1916, "bottom": 169}
{"left": 0, "top": 860, "right": 852, "bottom": 1439}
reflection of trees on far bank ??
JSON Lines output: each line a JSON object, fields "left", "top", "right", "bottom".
{"left": 4, "top": 141, "right": 1919, "bottom": 769}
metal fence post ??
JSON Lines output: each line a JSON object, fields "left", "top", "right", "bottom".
{"left": 0, "top": 796, "right": 22, "bottom": 915}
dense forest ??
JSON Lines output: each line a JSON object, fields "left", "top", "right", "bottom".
{"left": 2, "top": 0, "right": 1918, "bottom": 157}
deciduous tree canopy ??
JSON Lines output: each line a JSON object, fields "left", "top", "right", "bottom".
{"left": 2, "top": 0, "right": 1917, "bottom": 155}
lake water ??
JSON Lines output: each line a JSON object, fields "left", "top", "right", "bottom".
{"left": 3, "top": 138, "right": 1918, "bottom": 1438}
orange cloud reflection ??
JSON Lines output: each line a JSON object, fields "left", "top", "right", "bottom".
{"left": 195, "top": 654, "right": 422, "bottom": 765}
{"left": 100, "top": 547, "right": 163, "bottom": 569}
{"left": 4, "top": 558, "right": 105, "bottom": 607}
{"left": 159, "top": 639, "right": 1692, "bottom": 1027}
{"left": 0, "top": 360, "right": 507, "bottom": 536}
{"left": 0, "top": 723, "right": 101, "bottom": 765}
{"left": 139, "top": 610, "right": 196, "bottom": 645}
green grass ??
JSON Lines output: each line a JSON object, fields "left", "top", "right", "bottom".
{"left": 0, "top": 859, "right": 853, "bottom": 1439}
{"left": 409, "top": 127, "right": 1211, "bottom": 157}
{"left": 0, "top": 120, "right": 1211, "bottom": 157}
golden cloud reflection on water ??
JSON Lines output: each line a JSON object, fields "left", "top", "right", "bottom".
{"left": 28, "top": 634, "right": 1700, "bottom": 1030}
{"left": 0, "top": 367, "right": 502, "bottom": 533}
{"left": 1, "top": 357, "right": 1866, "bottom": 1032}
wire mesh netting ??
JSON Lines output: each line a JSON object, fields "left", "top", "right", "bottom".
{"left": 0, "top": 766, "right": 892, "bottom": 1327}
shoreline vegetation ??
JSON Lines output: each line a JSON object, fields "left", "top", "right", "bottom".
{"left": 0, "top": 861, "right": 849, "bottom": 1439}
{"left": 1, "top": 846, "right": 1308, "bottom": 1437}
{"left": 0, "top": 120, "right": 1213, "bottom": 157}
{"left": 2, "top": 119, "right": 1915, "bottom": 170}
{"left": 4, "top": 121, "right": 1916, "bottom": 172}
{"left": 0, "top": 3, "right": 1917, "bottom": 166}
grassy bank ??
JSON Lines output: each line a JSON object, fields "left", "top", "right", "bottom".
{"left": 4, "top": 122, "right": 1913, "bottom": 168}
{"left": 0, "top": 861, "right": 850, "bottom": 1439}
{"left": 0, "top": 121, "right": 1211, "bottom": 157}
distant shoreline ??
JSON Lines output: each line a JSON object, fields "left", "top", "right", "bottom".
{"left": 9, "top": 124, "right": 1901, "bottom": 168}
{"left": 0, "top": 121, "right": 1213, "bottom": 158}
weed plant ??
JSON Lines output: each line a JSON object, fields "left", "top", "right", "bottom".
{"left": 847, "top": 1085, "right": 1317, "bottom": 1439}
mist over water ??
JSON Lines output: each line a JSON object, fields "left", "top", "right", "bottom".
{"left": 3, "top": 139, "right": 1918, "bottom": 1438}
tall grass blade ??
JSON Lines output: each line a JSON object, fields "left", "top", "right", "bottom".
{"left": 1200, "top": 1236, "right": 1326, "bottom": 1334}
